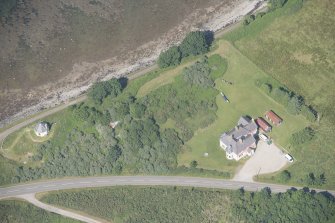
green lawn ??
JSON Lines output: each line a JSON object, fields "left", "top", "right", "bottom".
{"left": 223, "top": 0, "right": 335, "bottom": 188}
{"left": 178, "top": 40, "right": 309, "bottom": 174}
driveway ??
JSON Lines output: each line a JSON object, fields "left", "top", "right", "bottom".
{"left": 233, "top": 140, "right": 288, "bottom": 182}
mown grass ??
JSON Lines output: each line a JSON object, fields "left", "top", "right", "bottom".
{"left": 137, "top": 55, "right": 202, "bottom": 97}
{"left": 178, "top": 40, "right": 309, "bottom": 173}
{"left": 224, "top": 0, "right": 335, "bottom": 188}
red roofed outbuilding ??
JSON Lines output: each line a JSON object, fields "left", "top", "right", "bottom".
{"left": 256, "top": 117, "right": 272, "bottom": 132}
{"left": 265, "top": 110, "right": 283, "bottom": 126}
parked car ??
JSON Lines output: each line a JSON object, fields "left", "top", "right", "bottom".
{"left": 285, "top": 154, "right": 294, "bottom": 162}
{"left": 259, "top": 133, "right": 268, "bottom": 141}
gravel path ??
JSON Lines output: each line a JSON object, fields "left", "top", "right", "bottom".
{"left": 233, "top": 141, "right": 288, "bottom": 182}
{"left": 17, "top": 193, "right": 102, "bottom": 223}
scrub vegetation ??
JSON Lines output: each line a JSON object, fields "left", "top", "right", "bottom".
{"left": 0, "top": 200, "right": 79, "bottom": 223}
{"left": 41, "top": 186, "right": 335, "bottom": 223}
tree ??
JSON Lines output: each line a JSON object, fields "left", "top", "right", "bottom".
{"left": 88, "top": 78, "right": 122, "bottom": 104}
{"left": 290, "top": 127, "right": 314, "bottom": 146}
{"left": 107, "top": 78, "right": 122, "bottom": 98}
{"left": 158, "top": 46, "right": 181, "bottom": 68}
{"left": 300, "top": 105, "right": 317, "bottom": 122}
{"left": 287, "top": 95, "right": 303, "bottom": 115}
{"left": 190, "top": 160, "right": 198, "bottom": 168}
{"left": 179, "top": 31, "right": 211, "bottom": 57}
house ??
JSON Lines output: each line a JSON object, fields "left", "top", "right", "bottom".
{"left": 256, "top": 117, "right": 272, "bottom": 132}
{"left": 219, "top": 116, "right": 258, "bottom": 161}
{"left": 34, "top": 122, "right": 49, "bottom": 137}
{"left": 265, "top": 110, "right": 283, "bottom": 126}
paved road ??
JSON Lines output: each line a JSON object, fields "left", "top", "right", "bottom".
{"left": 2, "top": 176, "right": 334, "bottom": 223}
{"left": 1, "top": 176, "right": 334, "bottom": 199}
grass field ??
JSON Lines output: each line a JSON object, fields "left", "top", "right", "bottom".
{"left": 178, "top": 40, "right": 309, "bottom": 174}
{"left": 223, "top": 0, "right": 335, "bottom": 188}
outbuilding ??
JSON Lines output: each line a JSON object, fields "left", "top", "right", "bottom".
{"left": 265, "top": 110, "right": 283, "bottom": 126}
{"left": 256, "top": 117, "right": 272, "bottom": 132}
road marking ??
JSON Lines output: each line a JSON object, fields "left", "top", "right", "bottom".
{"left": 61, "top": 183, "right": 74, "bottom": 186}
{"left": 96, "top": 180, "right": 110, "bottom": 183}
{"left": 8, "top": 190, "right": 19, "bottom": 193}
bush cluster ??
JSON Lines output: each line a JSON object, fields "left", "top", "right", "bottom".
{"left": 158, "top": 31, "right": 214, "bottom": 68}
{"left": 42, "top": 187, "right": 335, "bottom": 223}
{"left": 289, "top": 127, "right": 315, "bottom": 146}
{"left": 88, "top": 78, "right": 122, "bottom": 104}
{"left": 258, "top": 82, "right": 318, "bottom": 121}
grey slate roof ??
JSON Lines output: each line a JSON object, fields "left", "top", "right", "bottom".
{"left": 34, "top": 122, "right": 48, "bottom": 134}
{"left": 220, "top": 116, "right": 257, "bottom": 156}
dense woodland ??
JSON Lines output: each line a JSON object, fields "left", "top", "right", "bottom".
{"left": 41, "top": 186, "right": 335, "bottom": 223}
{"left": 0, "top": 200, "right": 79, "bottom": 223}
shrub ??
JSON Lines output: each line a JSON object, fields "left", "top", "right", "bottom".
{"left": 304, "top": 173, "right": 326, "bottom": 186}
{"left": 243, "top": 14, "right": 256, "bottom": 26}
{"left": 190, "top": 160, "right": 198, "bottom": 168}
{"left": 129, "top": 102, "right": 146, "bottom": 119}
{"left": 269, "top": 0, "right": 287, "bottom": 10}
{"left": 271, "top": 87, "right": 291, "bottom": 105}
{"left": 279, "top": 170, "right": 291, "bottom": 182}
{"left": 287, "top": 95, "right": 303, "bottom": 115}
{"left": 290, "top": 127, "right": 315, "bottom": 146}
{"left": 157, "top": 46, "right": 181, "bottom": 68}
{"left": 260, "top": 83, "right": 272, "bottom": 94}
{"left": 183, "top": 59, "right": 213, "bottom": 88}
{"left": 300, "top": 105, "right": 317, "bottom": 122}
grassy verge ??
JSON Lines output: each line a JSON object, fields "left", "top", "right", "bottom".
{"left": 0, "top": 199, "right": 80, "bottom": 223}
